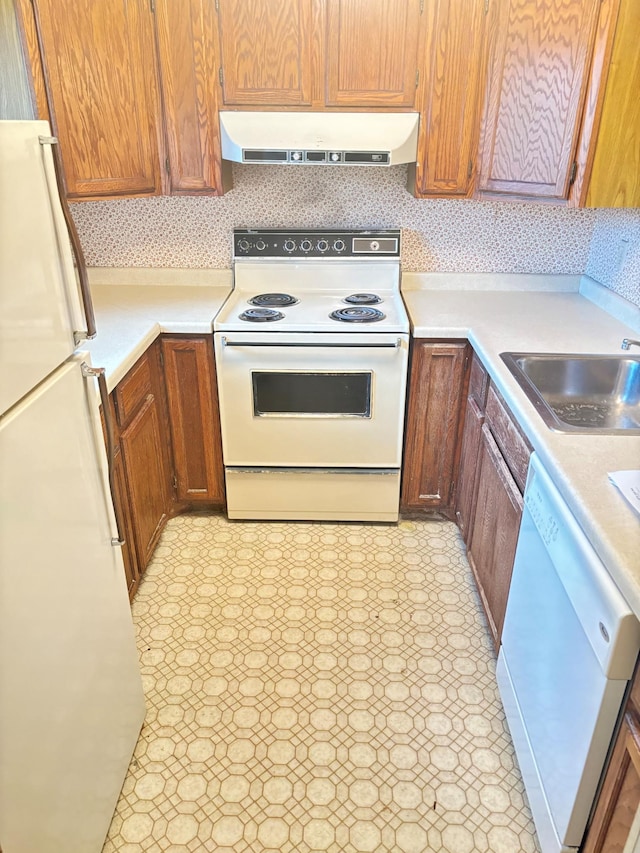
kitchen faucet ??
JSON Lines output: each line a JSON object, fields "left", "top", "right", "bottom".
{"left": 621, "top": 338, "right": 640, "bottom": 350}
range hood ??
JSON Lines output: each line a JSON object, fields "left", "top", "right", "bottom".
{"left": 220, "top": 111, "right": 419, "bottom": 166}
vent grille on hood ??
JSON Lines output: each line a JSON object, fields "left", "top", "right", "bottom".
{"left": 220, "top": 111, "right": 419, "bottom": 166}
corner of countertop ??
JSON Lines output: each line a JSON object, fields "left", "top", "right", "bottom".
{"left": 579, "top": 276, "right": 640, "bottom": 334}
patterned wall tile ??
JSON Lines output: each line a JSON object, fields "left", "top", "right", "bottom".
{"left": 70, "top": 165, "right": 639, "bottom": 306}
{"left": 585, "top": 208, "right": 640, "bottom": 305}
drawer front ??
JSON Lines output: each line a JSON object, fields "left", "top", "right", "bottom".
{"left": 115, "top": 352, "right": 153, "bottom": 428}
{"left": 485, "top": 384, "right": 531, "bottom": 492}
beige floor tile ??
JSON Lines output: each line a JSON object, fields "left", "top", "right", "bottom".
{"left": 103, "top": 515, "right": 539, "bottom": 853}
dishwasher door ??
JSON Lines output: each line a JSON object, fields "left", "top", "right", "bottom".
{"left": 497, "top": 453, "right": 640, "bottom": 853}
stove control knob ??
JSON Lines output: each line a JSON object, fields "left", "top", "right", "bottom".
{"left": 237, "top": 238, "right": 251, "bottom": 253}
{"left": 329, "top": 152, "right": 342, "bottom": 162}
{"left": 300, "top": 239, "right": 312, "bottom": 252}
{"left": 370, "top": 240, "right": 380, "bottom": 251}
{"left": 333, "top": 239, "right": 346, "bottom": 252}
{"left": 290, "top": 150, "right": 303, "bottom": 161}
{"left": 317, "top": 239, "right": 329, "bottom": 252}
{"left": 283, "top": 239, "right": 297, "bottom": 253}
{"left": 255, "top": 239, "right": 267, "bottom": 251}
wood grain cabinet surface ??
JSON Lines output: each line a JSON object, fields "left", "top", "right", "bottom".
{"left": 401, "top": 340, "right": 470, "bottom": 517}
{"left": 26, "top": 0, "right": 165, "bottom": 200}
{"left": 161, "top": 336, "right": 225, "bottom": 506}
{"left": 477, "top": 0, "right": 601, "bottom": 202}
{"left": 413, "top": 0, "right": 487, "bottom": 198}
{"left": 214, "top": 0, "right": 424, "bottom": 110}
{"left": 464, "top": 377, "right": 531, "bottom": 650}
{"left": 583, "top": 660, "right": 640, "bottom": 852}
{"left": 455, "top": 354, "right": 489, "bottom": 542}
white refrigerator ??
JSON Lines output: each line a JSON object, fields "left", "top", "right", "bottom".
{"left": 0, "top": 121, "right": 145, "bottom": 852}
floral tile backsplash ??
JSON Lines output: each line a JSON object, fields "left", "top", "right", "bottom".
{"left": 71, "top": 165, "right": 640, "bottom": 306}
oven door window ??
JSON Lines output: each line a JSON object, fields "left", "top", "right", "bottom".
{"left": 252, "top": 372, "right": 372, "bottom": 417}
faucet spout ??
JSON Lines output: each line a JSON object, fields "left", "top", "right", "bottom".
{"left": 621, "top": 338, "right": 640, "bottom": 351}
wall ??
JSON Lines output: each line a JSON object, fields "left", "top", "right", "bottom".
{"left": 71, "top": 165, "right": 640, "bottom": 306}
{"left": 586, "top": 208, "right": 640, "bottom": 305}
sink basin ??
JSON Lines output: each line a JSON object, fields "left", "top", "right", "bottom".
{"left": 500, "top": 353, "right": 640, "bottom": 434}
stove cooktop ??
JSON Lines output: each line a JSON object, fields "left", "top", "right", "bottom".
{"left": 214, "top": 229, "right": 410, "bottom": 335}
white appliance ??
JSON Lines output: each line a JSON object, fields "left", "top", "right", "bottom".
{"left": 0, "top": 121, "right": 145, "bottom": 852}
{"left": 214, "top": 229, "right": 410, "bottom": 521}
{"left": 497, "top": 453, "right": 640, "bottom": 853}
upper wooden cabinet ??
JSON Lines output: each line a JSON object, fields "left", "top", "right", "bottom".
{"left": 21, "top": 0, "right": 225, "bottom": 199}
{"left": 154, "top": 0, "right": 226, "bottom": 193}
{"left": 29, "top": 0, "right": 164, "bottom": 199}
{"left": 414, "top": 0, "right": 487, "bottom": 197}
{"left": 214, "top": 0, "right": 423, "bottom": 109}
{"left": 571, "top": 0, "right": 640, "bottom": 207}
{"left": 216, "top": 0, "right": 313, "bottom": 106}
{"left": 477, "top": 0, "right": 601, "bottom": 202}
{"left": 325, "top": 0, "right": 422, "bottom": 107}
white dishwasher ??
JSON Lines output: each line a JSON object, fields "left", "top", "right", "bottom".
{"left": 497, "top": 453, "right": 640, "bottom": 853}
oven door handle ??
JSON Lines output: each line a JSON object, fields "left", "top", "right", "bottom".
{"left": 220, "top": 337, "right": 403, "bottom": 348}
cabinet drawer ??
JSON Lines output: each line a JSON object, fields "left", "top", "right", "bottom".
{"left": 115, "top": 353, "right": 153, "bottom": 428}
{"left": 485, "top": 384, "right": 531, "bottom": 493}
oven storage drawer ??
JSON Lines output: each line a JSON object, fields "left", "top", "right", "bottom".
{"left": 225, "top": 467, "right": 401, "bottom": 521}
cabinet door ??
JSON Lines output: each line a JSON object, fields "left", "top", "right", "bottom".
{"left": 325, "top": 0, "right": 422, "bottom": 107}
{"left": 162, "top": 337, "right": 225, "bottom": 504}
{"left": 112, "top": 446, "right": 140, "bottom": 600}
{"left": 582, "top": 711, "right": 640, "bottom": 853}
{"left": 477, "top": 0, "right": 600, "bottom": 201}
{"left": 32, "top": 0, "right": 164, "bottom": 199}
{"left": 154, "top": 0, "right": 224, "bottom": 194}
{"left": 216, "top": 0, "right": 313, "bottom": 106}
{"left": 455, "top": 395, "right": 484, "bottom": 543}
{"left": 401, "top": 341, "right": 469, "bottom": 515}
{"left": 468, "top": 423, "right": 523, "bottom": 649}
{"left": 415, "top": 0, "right": 487, "bottom": 197}
{"left": 120, "top": 393, "right": 172, "bottom": 572}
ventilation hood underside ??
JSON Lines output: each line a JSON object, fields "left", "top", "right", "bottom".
{"left": 219, "top": 111, "right": 419, "bottom": 166}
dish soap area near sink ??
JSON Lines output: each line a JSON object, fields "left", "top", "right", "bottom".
{"left": 500, "top": 353, "right": 640, "bottom": 434}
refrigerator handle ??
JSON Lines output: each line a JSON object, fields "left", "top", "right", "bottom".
{"left": 81, "top": 364, "right": 126, "bottom": 547}
{"left": 38, "top": 135, "right": 96, "bottom": 342}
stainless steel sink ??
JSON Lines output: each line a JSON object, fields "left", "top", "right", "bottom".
{"left": 500, "top": 353, "right": 640, "bottom": 434}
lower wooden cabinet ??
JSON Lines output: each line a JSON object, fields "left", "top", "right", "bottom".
{"left": 105, "top": 335, "right": 226, "bottom": 599}
{"left": 467, "top": 423, "right": 523, "bottom": 649}
{"left": 161, "top": 336, "right": 225, "bottom": 505}
{"left": 455, "top": 394, "right": 484, "bottom": 541}
{"left": 401, "top": 340, "right": 470, "bottom": 517}
{"left": 583, "top": 663, "right": 640, "bottom": 852}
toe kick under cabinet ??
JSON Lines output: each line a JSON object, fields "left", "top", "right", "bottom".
{"left": 103, "top": 335, "right": 225, "bottom": 600}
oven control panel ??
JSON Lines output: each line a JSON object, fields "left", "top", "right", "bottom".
{"left": 233, "top": 229, "right": 401, "bottom": 259}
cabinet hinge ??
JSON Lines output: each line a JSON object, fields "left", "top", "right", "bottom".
{"left": 173, "top": 475, "right": 178, "bottom": 491}
{"left": 219, "top": 67, "right": 224, "bottom": 86}
{"left": 415, "top": 69, "right": 419, "bottom": 88}
{"left": 149, "top": 0, "right": 155, "bottom": 12}
{"left": 215, "top": 0, "right": 219, "bottom": 10}
{"left": 165, "top": 156, "right": 171, "bottom": 175}
{"left": 419, "top": 0, "right": 424, "bottom": 13}
{"left": 569, "top": 161, "right": 578, "bottom": 186}
{"left": 467, "top": 159, "right": 473, "bottom": 180}
{"left": 159, "top": 347, "right": 164, "bottom": 367}
{"left": 484, "top": 0, "right": 489, "bottom": 13}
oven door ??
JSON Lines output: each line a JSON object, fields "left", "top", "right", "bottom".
{"left": 214, "top": 331, "right": 409, "bottom": 467}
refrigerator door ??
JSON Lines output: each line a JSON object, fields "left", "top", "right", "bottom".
{"left": 0, "top": 358, "right": 145, "bottom": 853}
{"left": 0, "top": 120, "right": 85, "bottom": 415}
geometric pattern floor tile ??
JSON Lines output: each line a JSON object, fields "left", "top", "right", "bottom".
{"left": 103, "top": 514, "right": 540, "bottom": 853}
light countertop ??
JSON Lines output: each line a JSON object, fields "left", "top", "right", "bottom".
{"left": 85, "top": 269, "right": 232, "bottom": 390}
{"left": 402, "top": 273, "right": 640, "bottom": 617}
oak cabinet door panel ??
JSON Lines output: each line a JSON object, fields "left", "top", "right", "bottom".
{"left": 478, "top": 0, "right": 599, "bottom": 200}
{"left": 33, "top": 0, "right": 163, "bottom": 198}
{"left": 325, "top": 0, "right": 422, "bottom": 107}
{"left": 217, "top": 0, "right": 313, "bottom": 106}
